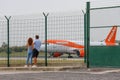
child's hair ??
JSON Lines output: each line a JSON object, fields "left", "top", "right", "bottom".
{"left": 28, "top": 37, "right": 33, "bottom": 46}
{"left": 35, "top": 35, "right": 39, "bottom": 39}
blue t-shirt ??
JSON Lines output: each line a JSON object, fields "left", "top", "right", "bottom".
{"left": 34, "top": 39, "right": 41, "bottom": 51}
{"left": 28, "top": 46, "right": 33, "bottom": 53}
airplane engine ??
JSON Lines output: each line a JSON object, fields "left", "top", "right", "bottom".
{"left": 53, "top": 52, "right": 62, "bottom": 57}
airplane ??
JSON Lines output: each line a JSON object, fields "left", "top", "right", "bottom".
{"left": 40, "top": 26, "right": 118, "bottom": 58}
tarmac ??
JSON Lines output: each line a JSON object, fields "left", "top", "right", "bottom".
{"left": 1, "top": 65, "right": 120, "bottom": 74}
{"left": 1, "top": 64, "right": 120, "bottom": 80}
{"left": 1, "top": 67, "right": 120, "bottom": 80}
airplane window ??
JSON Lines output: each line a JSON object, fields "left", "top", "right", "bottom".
{"left": 42, "top": 43, "right": 49, "bottom": 45}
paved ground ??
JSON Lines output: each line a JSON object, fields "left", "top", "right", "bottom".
{"left": 1, "top": 68, "right": 120, "bottom": 80}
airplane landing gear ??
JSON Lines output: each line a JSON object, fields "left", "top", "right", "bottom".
{"left": 73, "top": 50, "right": 80, "bottom": 57}
{"left": 68, "top": 53, "right": 73, "bottom": 58}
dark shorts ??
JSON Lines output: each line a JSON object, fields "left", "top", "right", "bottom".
{"left": 32, "top": 48, "right": 39, "bottom": 58}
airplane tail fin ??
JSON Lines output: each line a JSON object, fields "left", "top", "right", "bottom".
{"left": 105, "top": 26, "right": 117, "bottom": 45}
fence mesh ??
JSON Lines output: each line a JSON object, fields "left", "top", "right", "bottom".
{"left": 0, "top": 18, "right": 7, "bottom": 66}
{"left": 0, "top": 12, "right": 84, "bottom": 67}
{"left": 47, "top": 13, "right": 84, "bottom": 66}
{"left": 90, "top": 5, "right": 120, "bottom": 42}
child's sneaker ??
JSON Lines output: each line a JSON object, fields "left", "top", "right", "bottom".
{"left": 32, "top": 65, "right": 37, "bottom": 68}
{"left": 24, "top": 65, "right": 28, "bottom": 68}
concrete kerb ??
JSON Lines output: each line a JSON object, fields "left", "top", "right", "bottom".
{"left": 0, "top": 66, "right": 84, "bottom": 71}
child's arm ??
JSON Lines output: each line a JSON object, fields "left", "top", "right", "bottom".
{"left": 32, "top": 43, "right": 34, "bottom": 49}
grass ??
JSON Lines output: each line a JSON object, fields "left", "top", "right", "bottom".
{"left": 0, "top": 59, "right": 84, "bottom": 67}
{"left": 0, "top": 51, "right": 84, "bottom": 67}
{"left": 0, "top": 51, "right": 79, "bottom": 58}
{"left": 0, "top": 51, "right": 46, "bottom": 57}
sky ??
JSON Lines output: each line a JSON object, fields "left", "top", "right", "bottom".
{"left": 0, "top": 0, "right": 120, "bottom": 46}
{"left": 0, "top": 0, "right": 120, "bottom": 15}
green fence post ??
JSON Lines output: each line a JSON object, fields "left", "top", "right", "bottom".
{"left": 86, "top": 2, "right": 90, "bottom": 68}
{"left": 43, "top": 13, "right": 49, "bottom": 66}
{"left": 84, "top": 13, "right": 87, "bottom": 63}
{"left": 5, "top": 16, "right": 11, "bottom": 67}
{"left": 82, "top": 10, "right": 87, "bottom": 63}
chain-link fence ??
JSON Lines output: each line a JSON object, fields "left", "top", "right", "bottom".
{"left": 0, "top": 12, "right": 84, "bottom": 67}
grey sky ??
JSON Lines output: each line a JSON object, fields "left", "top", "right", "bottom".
{"left": 0, "top": 0, "right": 120, "bottom": 46}
{"left": 0, "top": 0, "right": 84, "bottom": 15}
{"left": 0, "top": 0, "right": 120, "bottom": 15}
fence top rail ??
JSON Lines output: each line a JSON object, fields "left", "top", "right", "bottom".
{"left": 91, "top": 25, "right": 120, "bottom": 28}
{"left": 90, "top": 6, "right": 120, "bottom": 10}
